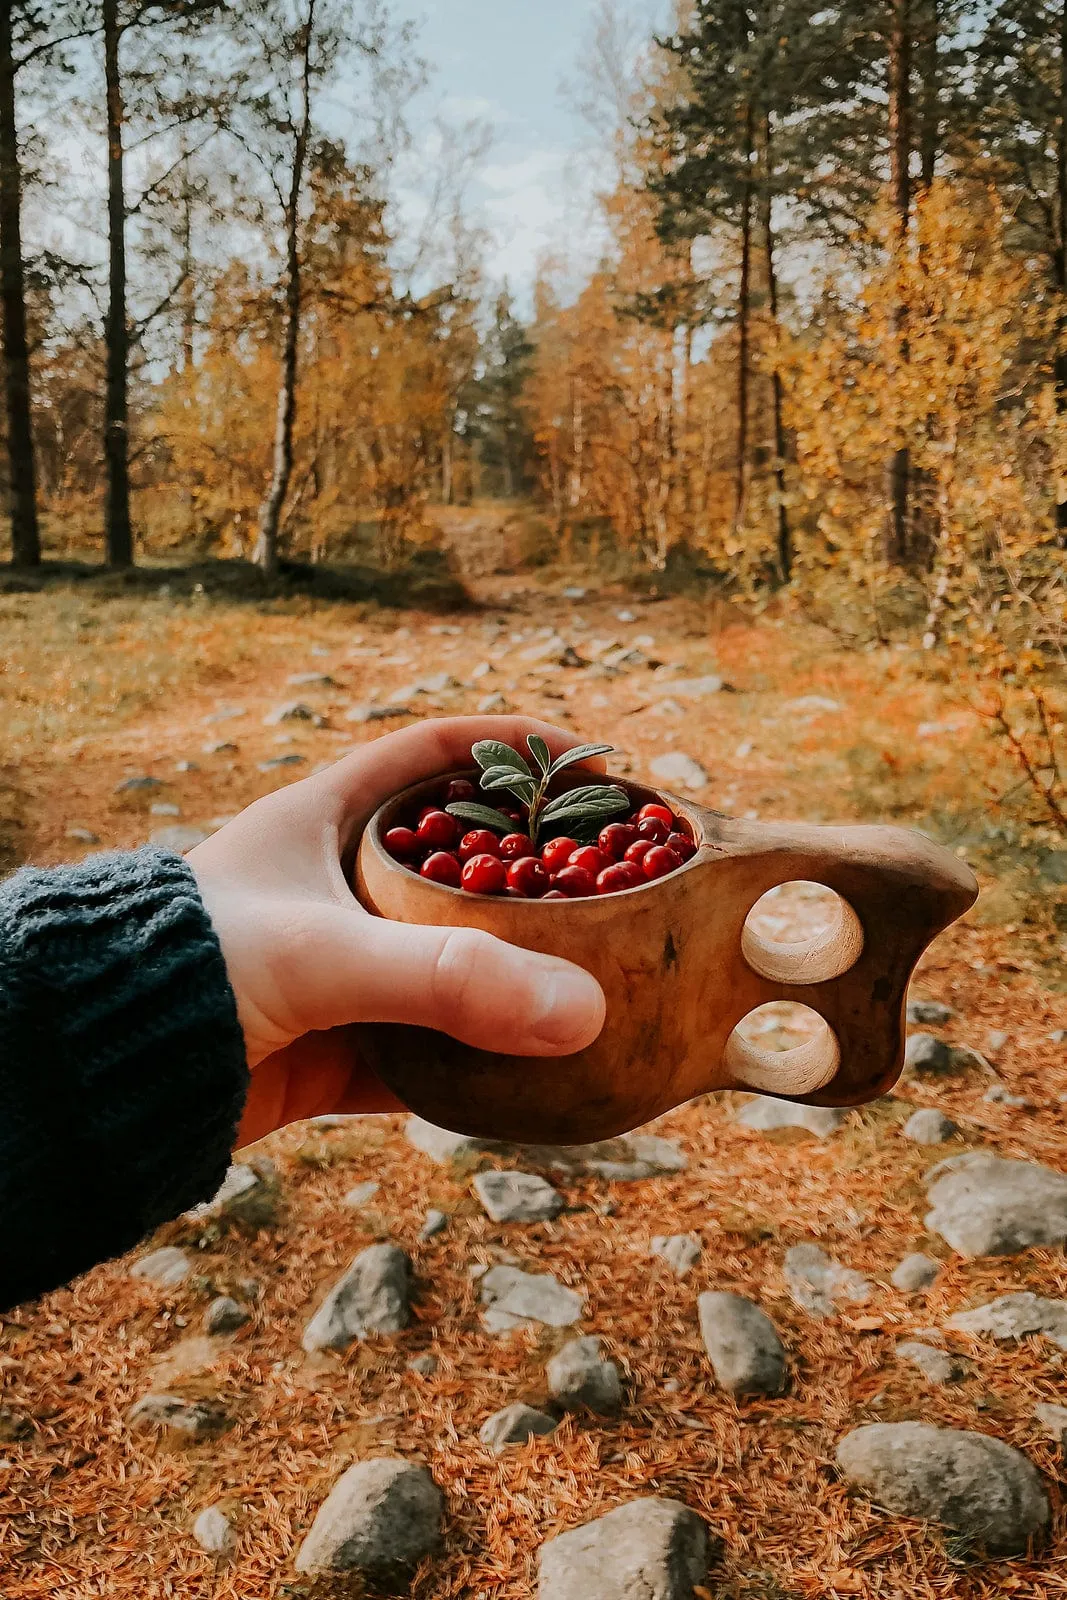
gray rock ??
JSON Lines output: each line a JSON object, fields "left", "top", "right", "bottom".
{"left": 784, "top": 696, "right": 842, "bottom": 715}
{"left": 583, "top": 1134, "right": 687, "bottom": 1182}
{"left": 905, "top": 1033, "right": 954, "bottom": 1075}
{"left": 65, "top": 826, "right": 100, "bottom": 844}
{"left": 174, "top": 761, "right": 199, "bottom": 774}
{"left": 547, "top": 1336, "right": 623, "bottom": 1415}
{"left": 537, "top": 1496, "right": 711, "bottom": 1600}
{"left": 115, "top": 775, "right": 163, "bottom": 794}
{"left": 477, "top": 692, "right": 512, "bottom": 713}
{"left": 345, "top": 702, "right": 418, "bottom": 724}
{"left": 480, "top": 1402, "right": 558, "bottom": 1451}
{"left": 151, "top": 825, "right": 209, "bottom": 853}
{"left": 907, "top": 999, "right": 955, "bottom": 1026}
{"left": 258, "top": 754, "right": 306, "bottom": 771}
{"left": 474, "top": 1171, "right": 563, "bottom": 1224}
{"left": 836, "top": 1422, "right": 1049, "bottom": 1556}
{"left": 986, "top": 1029, "right": 1010, "bottom": 1054}
{"left": 187, "top": 1160, "right": 280, "bottom": 1228}
{"left": 902, "top": 1108, "right": 959, "bottom": 1145}
{"left": 127, "top": 1393, "right": 227, "bottom": 1438}
{"left": 649, "top": 675, "right": 723, "bottom": 699}
{"left": 302, "top": 1245, "right": 411, "bottom": 1353}
{"left": 896, "top": 1341, "right": 967, "bottom": 1384}
{"left": 405, "top": 1116, "right": 483, "bottom": 1164}
{"left": 946, "top": 1292, "right": 1067, "bottom": 1349}
{"left": 648, "top": 752, "right": 709, "bottom": 791}
{"left": 287, "top": 672, "right": 337, "bottom": 688}
{"left": 263, "top": 700, "right": 315, "bottom": 725}
{"left": 891, "top": 1253, "right": 941, "bottom": 1292}
{"left": 294, "top": 1458, "right": 443, "bottom": 1575}
{"left": 925, "top": 1152, "right": 1067, "bottom": 1257}
{"left": 150, "top": 801, "right": 181, "bottom": 817}
{"left": 343, "top": 1181, "right": 380, "bottom": 1209}
{"left": 983, "top": 1083, "right": 1033, "bottom": 1108}
{"left": 202, "top": 740, "right": 238, "bottom": 755}
{"left": 204, "top": 1296, "right": 249, "bottom": 1335}
{"left": 407, "top": 1353, "right": 438, "bottom": 1377}
{"left": 735, "top": 1097, "right": 848, "bottom": 1139}
{"left": 698, "top": 1291, "right": 787, "bottom": 1397}
{"left": 419, "top": 1208, "right": 448, "bottom": 1241}
{"left": 192, "top": 1505, "right": 234, "bottom": 1555}
{"left": 651, "top": 1234, "right": 702, "bottom": 1277}
{"left": 784, "top": 1244, "right": 872, "bottom": 1317}
{"left": 1034, "top": 1403, "right": 1067, "bottom": 1447}
{"left": 479, "top": 1266, "right": 583, "bottom": 1334}
{"left": 131, "top": 1246, "right": 190, "bottom": 1288}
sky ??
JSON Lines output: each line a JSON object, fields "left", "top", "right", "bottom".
{"left": 400, "top": 0, "right": 667, "bottom": 301}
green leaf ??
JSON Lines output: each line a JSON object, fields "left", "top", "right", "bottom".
{"left": 527, "top": 734, "right": 552, "bottom": 775}
{"left": 547, "top": 743, "right": 615, "bottom": 778}
{"left": 446, "top": 802, "right": 515, "bottom": 834}
{"left": 541, "top": 784, "right": 629, "bottom": 821}
{"left": 481, "top": 771, "right": 537, "bottom": 798}
{"left": 538, "top": 793, "right": 631, "bottom": 830}
{"left": 472, "top": 740, "right": 531, "bottom": 778}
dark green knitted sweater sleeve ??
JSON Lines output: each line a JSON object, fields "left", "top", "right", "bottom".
{"left": 0, "top": 847, "right": 249, "bottom": 1310}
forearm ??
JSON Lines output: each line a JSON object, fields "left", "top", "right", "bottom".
{"left": 0, "top": 848, "right": 249, "bottom": 1310}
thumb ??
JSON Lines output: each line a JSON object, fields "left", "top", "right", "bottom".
{"left": 301, "top": 908, "right": 606, "bottom": 1057}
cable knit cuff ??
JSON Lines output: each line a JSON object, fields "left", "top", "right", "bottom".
{"left": 0, "top": 848, "right": 249, "bottom": 1309}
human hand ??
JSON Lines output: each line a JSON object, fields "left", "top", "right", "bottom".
{"left": 187, "top": 717, "right": 607, "bottom": 1146}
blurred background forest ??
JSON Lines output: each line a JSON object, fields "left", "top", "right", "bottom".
{"left": 1, "top": 0, "right": 1066, "bottom": 829}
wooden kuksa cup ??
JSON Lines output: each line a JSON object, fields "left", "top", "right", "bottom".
{"left": 354, "top": 771, "right": 978, "bottom": 1145}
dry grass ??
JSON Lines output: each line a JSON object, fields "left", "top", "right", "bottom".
{"left": 1, "top": 573, "right": 1066, "bottom": 1597}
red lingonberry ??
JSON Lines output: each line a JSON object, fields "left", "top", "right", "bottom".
{"left": 445, "top": 778, "right": 478, "bottom": 805}
{"left": 569, "top": 845, "right": 612, "bottom": 878}
{"left": 500, "top": 833, "right": 535, "bottom": 863}
{"left": 507, "top": 857, "right": 550, "bottom": 898}
{"left": 458, "top": 829, "right": 501, "bottom": 863}
{"left": 542, "top": 890, "right": 569, "bottom": 900}
{"left": 417, "top": 809, "right": 458, "bottom": 850}
{"left": 384, "top": 826, "right": 420, "bottom": 861}
{"left": 461, "top": 853, "right": 508, "bottom": 895}
{"left": 552, "top": 865, "right": 597, "bottom": 898}
{"left": 637, "top": 815, "right": 670, "bottom": 845}
{"left": 666, "top": 831, "right": 696, "bottom": 862}
{"left": 420, "top": 852, "right": 462, "bottom": 888}
{"left": 541, "top": 836, "right": 578, "bottom": 874}
{"left": 638, "top": 803, "right": 675, "bottom": 829}
{"left": 501, "top": 808, "right": 526, "bottom": 826}
{"left": 599, "top": 822, "right": 638, "bottom": 860}
{"left": 597, "top": 861, "right": 645, "bottom": 895}
{"left": 624, "top": 839, "right": 654, "bottom": 866}
{"left": 642, "top": 845, "right": 683, "bottom": 881}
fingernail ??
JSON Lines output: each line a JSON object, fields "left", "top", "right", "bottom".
{"left": 529, "top": 964, "right": 604, "bottom": 1048}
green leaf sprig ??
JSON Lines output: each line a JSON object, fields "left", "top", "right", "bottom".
{"left": 446, "top": 738, "right": 629, "bottom": 847}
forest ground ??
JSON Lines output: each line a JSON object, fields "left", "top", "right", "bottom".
{"left": 1, "top": 563, "right": 1066, "bottom": 1598}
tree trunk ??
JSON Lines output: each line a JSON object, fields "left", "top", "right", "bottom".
{"left": 255, "top": 1, "right": 315, "bottom": 575}
{"left": 919, "top": 0, "right": 939, "bottom": 189}
{"left": 0, "top": 3, "right": 39, "bottom": 566}
{"left": 761, "top": 112, "right": 791, "bottom": 583}
{"left": 103, "top": 0, "right": 133, "bottom": 568}
{"left": 1055, "top": 0, "right": 1067, "bottom": 538}
{"left": 886, "top": 0, "right": 913, "bottom": 566}
{"left": 735, "top": 101, "right": 754, "bottom": 533}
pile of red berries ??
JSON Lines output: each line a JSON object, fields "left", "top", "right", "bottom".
{"left": 383, "top": 778, "right": 696, "bottom": 899}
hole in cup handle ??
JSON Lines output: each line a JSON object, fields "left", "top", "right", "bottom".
{"left": 723, "top": 1008, "right": 841, "bottom": 1097}
{"left": 741, "top": 881, "right": 865, "bottom": 987}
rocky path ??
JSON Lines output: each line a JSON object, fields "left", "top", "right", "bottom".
{"left": 1, "top": 579, "right": 1066, "bottom": 1596}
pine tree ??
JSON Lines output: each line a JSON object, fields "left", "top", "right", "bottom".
{"left": 468, "top": 292, "right": 535, "bottom": 500}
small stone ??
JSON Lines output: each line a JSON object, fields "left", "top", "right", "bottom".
{"left": 538, "top": 1497, "right": 712, "bottom": 1600}
{"left": 784, "top": 696, "right": 842, "bottom": 715}
{"left": 986, "top": 1029, "right": 1010, "bottom": 1054}
{"left": 649, "top": 675, "right": 722, "bottom": 699}
{"left": 698, "top": 1291, "right": 787, "bottom": 1396}
{"left": 648, "top": 752, "right": 709, "bottom": 791}
{"left": 983, "top": 1083, "right": 1033, "bottom": 1107}
{"left": 202, "top": 741, "right": 238, "bottom": 755}
{"left": 905, "top": 1033, "right": 954, "bottom": 1074}
{"left": 907, "top": 999, "right": 955, "bottom": 1025}
{"left": 735, "top": 1097, "right": 848, "bottom": 1139}
{"left": 174, "top": 761, "right": 199, "bottom": 774}
{"left": 263, "top": 700, "right": 315, "bottom": 726}
{"left": 192, "top": 1505, "right": 234, "bottom": 1555}
{"left": 1033, "top": 1402, "right": 1067, "bottom": 1447}
{"left": 477, "top": 692, "right": 511, "bottom": 713}
{"left": 257, "top": 754, "right": 306, "bottom": 771}
{"left": 187, "top": 1160, "right": 280, "bottom": 1228}
{"left": 651, "top": 1234, "right": 701, "bottom": 1277}
{"left": 294, "top": 1458, "right": 443, "bottom": 1575}
{"left": 473, "top": 1171, "right": 563, "bottom": 1223}
{"left": 896, "top": 1341, "right": 966, "bottom": 1384}
{"left": 345, "top": 701, "right": 416, "bottom": 724}
{"left": 479, "top": 1266, "right": 583, "bottom": 1334}
{"left": 784, "top": 1244, "right": 872, "bottom": 1317}
{"left": 891, "top": 1253, "right": 941, "bottom": 1292}
{"left": 407, "top": 1353, "right": 437, "bottom": 1377}
{"left": 946, "top": 1291, "right": 1067, "bottom": 1348}
{"left": 287, "top": 672, "right": 337, "bottom": 688}
{"left": 204, "top": 1296, "right": 249, "bottom": 1335}
{"left": 583, "top": 1134, "right": 688, "bottom": 1182}
{"left": 203, "top": 705, "right": 245, "bottom": 723}
{"left": 419, "top": 1209, "right": 448, "bottom": 1241}
{"left": 115, "top": 775, "right": 163, "bottom": 794}
{"left": 925, "top": 1152, "right": 1067, "bottom": 1257}
{"left": 836, "top": 1422, "right": 1049, "bottom": 1556}
{"left": 65, "top": 827, "right": 99, "bottom": 844}
{"left": 480, "top": 1402, "right": 558, "bottom": 1451}
{"left": 302, "top": 1244, "right": 411, "bottom": 1353}
{"left": 150, "top": 801, "right": 181, "bottom": 817}
{"left": 151, "top": 825, "right": 209, "bottom": 853}
{"left": 563, "top": 586, "right": 587, "bottom": 600}
{"left": 131, "top": 1246, "right": 190, "bottom": 1288}
{"left": 547, "top": 1336, "right": 622, "bottom": 1415}
{"left": 902, "top": 1108, "right": 959, "bottom": 1145}
{"left": 1049, "top": 1029, "right": 1066, "bottom": 1045}
{"left": 405, "top": 1116, "right": 483, "bottom": 1164}
{"left": 127, "top": 1393, "right": 227, "bottom": 1438}
{"left": 343, "top": 1181, "right": 380, "bottom": 1208}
